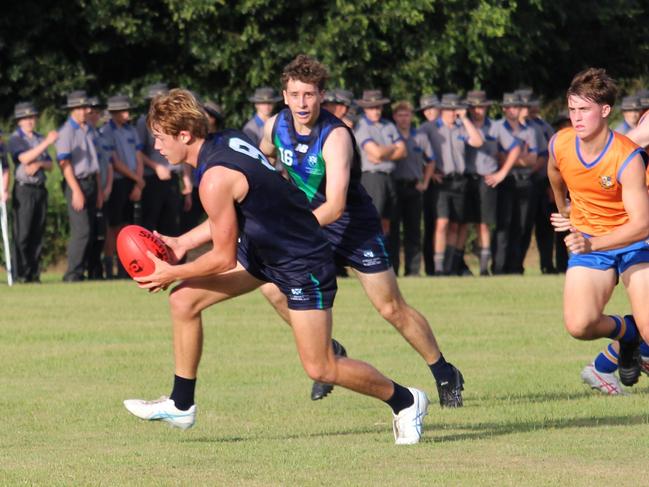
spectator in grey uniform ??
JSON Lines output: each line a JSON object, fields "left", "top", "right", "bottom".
{"left": 417, "top": 94, "right": 441, "bottom": 275}
{"left": 102, "top": 95, "right": 145, "bottom": 278}
{"left": 56, "top": 91, "right": 102, "bottom": 282}
{"left": 390, "top": 100, "right": 437, "bottom": 276}
{"left": 86, "top": 97, "right": 112, "bottom": 279}
{"left": 419, "top": 93, "right": 483, "bottom": 275}
{"left": 242, "top": 87, "right": 282, "bottom": 146}
{"left": 8, "top": 102, "right": 57, "bottom": 283}
{"left": 518, "top": 89, "right": 557, "bottom": 274}
{"left": 138, "top": 83, "right": 189, "bottom": 239}
{"left": 613, "top": 96, "right": 643, "bottom": 134}
{"left": 490, "top": 92, "right": 537, "bottom": 275}
{"left": 354, "top": 89, "right": 406, "bottom": 235}
{"left": 322, "top": 88, "right": 354, "bottom": 127}
{"left": 464, "top": 91, "right": 521, "bottom": 275}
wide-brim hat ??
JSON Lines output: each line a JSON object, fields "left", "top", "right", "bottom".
{"left": 61, "top": 90, "right": 92, "bottom": 109}
{"left": 248, "top": 87, "right": 282, "bottom": 103}
{"left": 416, "top": 94, "right": 439, "bottom": 111}
{"left": 13, "top": 101, "right": 39, "bottom": 120}
{"left": 203, "top": 100, "right": 224, "bottom": 121}
{"left": 107, "top": 95, "right": 134, "bottom": 112}
{"left": 145, "top": 82, "right": 169, "bottom": 100}
{"left": 501, "top": 92, "right": 524, "bottom": 107}
{"left": 87, "top": 96, "right": 105, "bottom": 109}
{"left": 438, "top": 93, "right": 468, "bottom": 110}
{"left": 620, "top": 95, "right": 642, "bottom": 111}
{"left": 355, "top": 89, "right": 390, "bottom": 108}
{"left": 465, "top": 90, "right": 493, "bottom": 107}
{"left": 635, "top": 89, "right": 649, "bottom": 109}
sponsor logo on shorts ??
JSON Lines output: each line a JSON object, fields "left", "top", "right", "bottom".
{"left": 361, "top": 249, "right": 382, "bottom": 267}
{"left": 289, "top": 288, "right": 308, "bottom": 301}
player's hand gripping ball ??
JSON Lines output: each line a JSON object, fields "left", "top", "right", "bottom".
{"left": 116, "top": 225, "right": 172, "bottom": 279}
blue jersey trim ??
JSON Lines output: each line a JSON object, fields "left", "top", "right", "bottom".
{"left": 576, "top": 130, "right": 613, "bottom": 169}
{"left": 616, "top": 148, "right": 647, "bottom": 181}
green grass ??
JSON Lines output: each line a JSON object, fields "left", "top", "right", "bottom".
{"left": 1, "top": 273, "right": 649, "bottom": 486}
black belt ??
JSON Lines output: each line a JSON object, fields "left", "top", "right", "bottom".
{"left": 17, "top": 181, "right": 45, "bottom": 188}
{"left": 77, "top": 174, "right": 97, "bottom": 181}
{"left": 443, "top": 173, "right": 465, "bottom": 182}
{"left": 394, "top": 179, "right": 419, "bottom": 186}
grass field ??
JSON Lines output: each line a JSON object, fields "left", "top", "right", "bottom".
{"left": 1, "top": 272, "right": 649, "bottom": 486}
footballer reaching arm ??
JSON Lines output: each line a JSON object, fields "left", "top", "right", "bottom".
{"left": 626, "top": 113, "right": 649, "bottom": 148}
{"left": 136, "top": 165, "right": 243, "bottom": 290}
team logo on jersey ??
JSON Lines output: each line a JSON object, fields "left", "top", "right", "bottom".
{"left": 304, "top": 154, "right": 324, "bottom": 175}
{"left": 599, "top": 175, "right": 614, "bottom": 189}
{"left": 296, "top": 143, "right": 309, "bottom": 153}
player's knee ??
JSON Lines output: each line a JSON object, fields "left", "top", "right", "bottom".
{"left": 169, "top": 285, "right": 200, "bottom": 319}
{"left": 378, "top": 298, "right": 405, "bottom": 326}
{"left": 302, "top": 359, "right": 336, "bottom": 384}
{"left": 564, "top": 317, "right": 597, "bottom": 339}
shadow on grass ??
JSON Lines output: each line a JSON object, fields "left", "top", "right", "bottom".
{"left": 424, "top": 413, "right": 649, "bottom": 444}
{"left": 182, "top": 411, "right": 649, "bottom": 445}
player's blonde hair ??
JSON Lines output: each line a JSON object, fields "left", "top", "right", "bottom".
{"left": 567, "top": 68, "right": 617, "bottom": 107}
{"left": 147, "top": 89, "right": 208, "bottom": 138}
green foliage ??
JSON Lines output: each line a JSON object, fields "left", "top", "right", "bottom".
{"left": 1, "top": 0, "right": 648, "bottom": 265}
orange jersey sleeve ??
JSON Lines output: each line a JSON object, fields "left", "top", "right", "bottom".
{"left": 550, "top": 127, "right": 648, "bottom": 236}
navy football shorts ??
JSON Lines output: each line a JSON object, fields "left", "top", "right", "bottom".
{"left": 237, "top": 237, "right": 337, "bottom": 311}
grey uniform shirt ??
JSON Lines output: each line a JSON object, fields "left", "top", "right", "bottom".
{"left": 392, "top": 129, "right": 435, "bottom": 181}
{"left": 242, "top": 114, "right": 265, "bottom": 147}
{"left": 419, "top": 118, "right": 469, "bottom": 175}
{"left": 465, "top": 118, "right": 520, "bottom": 175}
{"left": 89, "top": 125, "right": 112, "bottom": 187}
{"left": 354, "top": 116, "right": 403, "bottom": 174}
{"left": 100, "top": 119, "right": 143, "bottom": 180}
{"left": 497, "top": 119, "right": 538, "bottom": 177}
{"left": 613, "top": 120, "right": 633, "bottom": 135}
{"left": 136, "top": 115, "right": 179, "bottom": 176}
{"left": 8, "top": 128, "right": 51, "bottom": 185}
{"left": 56, "top": 117, "right": 99, "bottom": 178}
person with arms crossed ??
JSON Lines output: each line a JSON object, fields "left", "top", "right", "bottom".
{"left": 548, "top": 68, "right": 649, "bottom": 393}
{"left": 122, "top": 89, "right": 429, "bottom": 445}
{"left": 258, "top": 55, "right": 464, "bottom": 407}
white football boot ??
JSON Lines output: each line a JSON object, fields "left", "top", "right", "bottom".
{"left": 392, "top": 387, "right": 429, "bottom": 445}
{"left": 580, "top": 364, "right": 626, "bottom": 396}
{"left": 123, "top": 396, "right": 196, "bottom": 430}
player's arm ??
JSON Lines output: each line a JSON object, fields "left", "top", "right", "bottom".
{"left": 259, "top": 115, "right": 278, "bottom": 163}
{"left": 457, "top": 109, "right": 483, "bottom": 148}
{"left": 626, "top": 113, "right": 649, "bottom": 148}
{"left": 316, "top": 127, "right": 352, "bottom": 226}
{"left": 588, "top": 154, "right": 649, "bottom": 251}
{"left": 547, "top": 150, "right": 568, "bottom": 216}
{"left": 136, "top": 166, "right": 242, "bottom": 289}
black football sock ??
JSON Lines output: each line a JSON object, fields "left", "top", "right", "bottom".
{"left": 170, "top": 375, "right": 196, "bottom": 411}
{"left": 429, "top": 354, "right": 454, "bottom": 384}
{"left": 385, "top": 381, "right": 415, "bottom": 414}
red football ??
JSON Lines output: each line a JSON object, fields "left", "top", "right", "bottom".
{"left": 116, "top": 225, "right": 172, "bottom": 278}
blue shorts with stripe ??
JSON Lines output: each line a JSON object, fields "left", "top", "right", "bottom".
{"left": 568, "top": 238, "right": 649, "bottom": 275}
{"left": 237, "top": 235, "right": 337, "bottom": 311}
